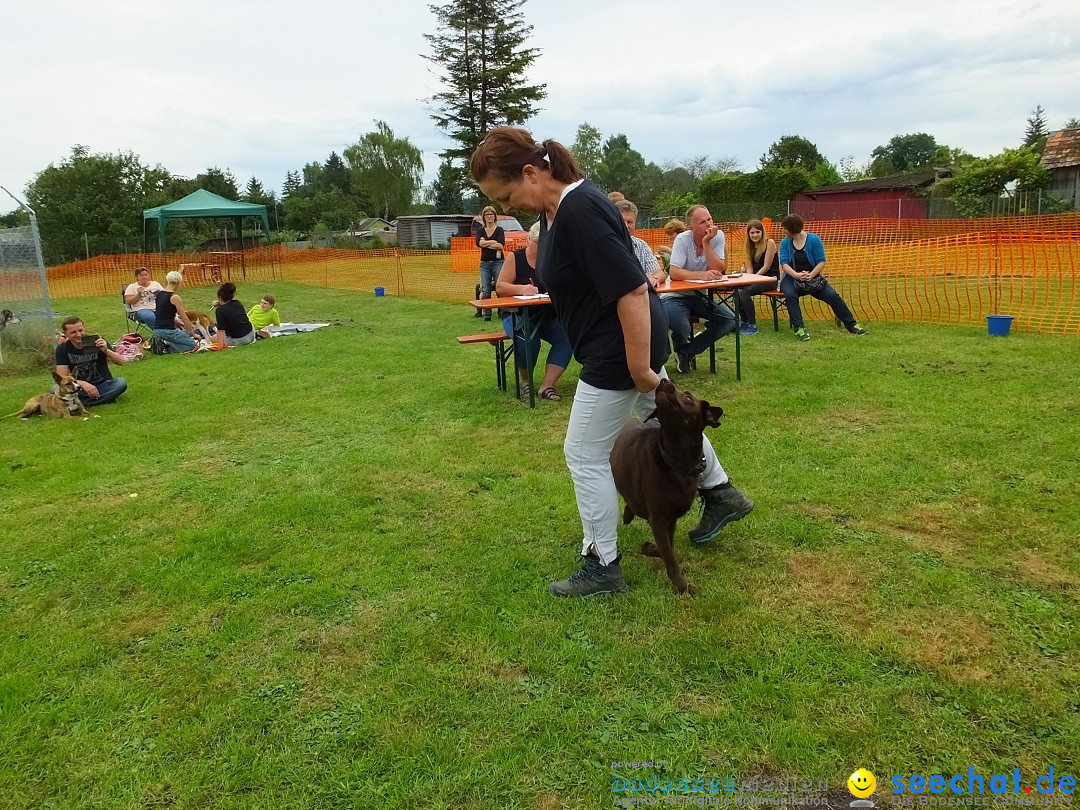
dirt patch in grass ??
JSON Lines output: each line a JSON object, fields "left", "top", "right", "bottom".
{"left": 820, "top": 407, "right": 883, "bottom": 433}
{"left": 864, "top": 501, "right": 984, "bottom": 558}
{"left": 755, "top": 551, "right": 872, "bottom": 632}
{"left": 1013, "top": 549, "right": 1080, "bottom": 591}
{"left": 891, "top": 608, "right": 996, "bottom": 684}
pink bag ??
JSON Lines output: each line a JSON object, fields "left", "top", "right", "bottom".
{"left": 114, "top": 332, "right": 145, "bottom": 361}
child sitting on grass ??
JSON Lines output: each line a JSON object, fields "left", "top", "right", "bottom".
{"left": 247, "top": 294, "right": 282, "bottom": 338}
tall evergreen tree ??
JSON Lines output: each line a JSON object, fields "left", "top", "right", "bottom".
{"left": 1024, "top": 105, "right": 1049, "bottom": 148}
{"left": 431, "top": 158, "right": 464, "bottom": 213}
{"left": 324, "top": 151, "right": 351, "bottom": 193}
{"left": 423, "top": 0, "right": 547, "bottom": 163}
{"left": 282, "top": 170, "right": 301, "bottom": 198}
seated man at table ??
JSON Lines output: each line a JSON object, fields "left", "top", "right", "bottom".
{"left": 615, "top": 200, "right": 665, "bottom": 289}
{"left": 123, "top": 267, "right": 163, "bottom": 327}
{"left": 663, "top": 204, "right": 737, "bottom": 373}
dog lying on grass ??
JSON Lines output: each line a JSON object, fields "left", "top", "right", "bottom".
{"left": 610, "top": 378, "right": 722, "bottom": 594}
{"left": 6, "top": 372, "right": 94, "bottom": 420}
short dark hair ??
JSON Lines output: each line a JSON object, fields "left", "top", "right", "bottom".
{"left": 134, "top": 266, "right": 148, "bottom": 278}
{"left": 60, "top": 316, "right": 83, "bottom": 333}
{"left": 780, "top": 214, "right": 805, "bottom": 235}
{"left": 262, "top": 294, "right": 275, "bottom": 306}
{"left": 217, "top": 282, "right": 236, "bottom": 302}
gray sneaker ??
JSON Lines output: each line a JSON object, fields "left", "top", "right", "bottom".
{"left": 688, "top": 483, "right": 754, "bottom": 543}
{"left": 547, "top": 553, "right": 628, "bottom": 597}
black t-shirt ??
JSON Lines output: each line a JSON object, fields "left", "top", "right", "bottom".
{"left": 499, "top": 247, "right": 551, "bottom": 320}
{"left": 792, "top": 247, "right": 813, "bottom": 273}
{"left": 752, "top": 248, "right": 781, "bottom": 277}
{"left": 537, "top": 179, "right": 669, "bottom": 390}
{"left": 475, "top": 225, "right": 505, "bottom": 262}
{"left": 154, "top": 289, "right": 178, "bottom": 329}
{"left": 55, "top": 340, "right": 112, "bottom": 385}
{"left": 215, "top": 300, "right": 254, "bottom": 338}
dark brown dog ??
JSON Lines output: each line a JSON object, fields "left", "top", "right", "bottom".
{"left": 610, "top": 378, "right": 722, "bottom": 593}
{"left": 8, "top": 371, "right": 92, "bottom": 420}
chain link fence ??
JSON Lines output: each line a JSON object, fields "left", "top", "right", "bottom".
{"left": 0, "top": 190, "right": 55, "bottom": 373}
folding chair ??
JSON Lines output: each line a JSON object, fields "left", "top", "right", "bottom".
{"left": 122, "top": 287, "right": 153, "bottom": 339}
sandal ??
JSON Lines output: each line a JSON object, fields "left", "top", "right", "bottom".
{"left": 518, "top": 381, "right": 532, "bottom": 398}
{"left": 538, "top": 387, "right": 561, "bottom": 401}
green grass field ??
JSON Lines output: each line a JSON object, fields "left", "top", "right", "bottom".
{"left": 1, "top": 282, "right": 1078, "bottom": 809}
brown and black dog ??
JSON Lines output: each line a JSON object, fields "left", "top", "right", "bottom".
{"left": 610, "top": 378, "right": 722, "bottom": 594}
{"left": 7, "top": 371, "right": 92, "bottom": 420}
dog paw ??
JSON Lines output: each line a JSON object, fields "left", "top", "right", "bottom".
{"left": 640, "top": 542, "right": 661, "bottom": 558}
{"left": 675, "top": 581, "right": 697, "bottom": 596}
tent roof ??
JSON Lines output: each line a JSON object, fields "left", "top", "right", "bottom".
{"left": 144, "top": 189, "right": 267, "bottom": 220}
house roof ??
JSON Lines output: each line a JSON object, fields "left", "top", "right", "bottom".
{"left": 1042, "top": 128, "right": 1080, "bottom": 170}
{"left": 799, "top": 169, "right": 950, "bottom": 196}
{"left": 356, "top": 217, "right": 390, "bottom": 230}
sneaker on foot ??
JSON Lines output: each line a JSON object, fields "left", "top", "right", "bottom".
{"left": 795, "top": 327, "right": 810, "bottom": 341}
{"left": 688, "top": 483, "right": 755, "bottom": 543}
{"left": 675, "top": 352, "right": 693, "bottom": 373}
{"left": 739, "top": 324, "right": 759, "bottom": 336}
{"left": 547, "top": 553, "right": 628, "bottom": 597}
{"left": 848, "top": 323, "right": 868, "bottom": 335}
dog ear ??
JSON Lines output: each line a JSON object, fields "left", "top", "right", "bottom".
{"left": 701, "top": 402, "right": 723, "bottom": 428}
{"left": 52, "top": 370, "right": 63, "bottom": 384}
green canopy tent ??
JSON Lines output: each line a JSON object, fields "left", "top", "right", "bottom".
{"left": 142, "top": 189, "right": 270, "bottom": 253}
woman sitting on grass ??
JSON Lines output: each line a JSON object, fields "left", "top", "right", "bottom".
{"left": 152, "top": 271, "right": 198, "bottom": 353}
{"left": 779, "top": 214, "right": 868, "bottom": 341}
{"left": 212, "top": 283, "right": 255, "bottom": 347}
{"left": 495, "top": 222, "right": 572, "bottom": 401}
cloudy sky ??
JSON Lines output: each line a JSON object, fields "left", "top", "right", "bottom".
{"left": 3, "top": 0, "right": 1079, "bottom": 213}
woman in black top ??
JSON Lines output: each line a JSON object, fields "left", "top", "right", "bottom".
{"left": 152, "top": 271, "right": 198, "bottom": 353}
{"left": 474, "top": 206, "right": 505, "bottom": 322}
{"left": 494, "top": 222, "right": 572, "bottom": 400}
{"left": 212, "top": 282, "right": 255, "bottom": 347}
{"left": 734, "top": 219, "right": 782, "bottom": 335}
{"left": 471, "top": 126, "right": 753, "bottom": 598}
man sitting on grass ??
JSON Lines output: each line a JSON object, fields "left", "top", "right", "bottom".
{"left": 247, "top": 294, "right": 282, "bottom": 339}
{"left": 54, "top": 316, "right": 128, "bottom": 407}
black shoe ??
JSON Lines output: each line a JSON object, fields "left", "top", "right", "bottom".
{"left": 688, "top": 483, "right": 754, "bottom": 543}
{"left": 675, "top": 352, "right": 693, "bottom": 373}
{"left": 547, "top": 553, "right": 628, "bottom": 597}
{"left": 474, "top": 309, "right": 483, "bottom": 318}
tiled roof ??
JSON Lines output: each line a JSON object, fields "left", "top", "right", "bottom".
{"left": 1042, "top": 128, "right": 1080, "bottom": 170}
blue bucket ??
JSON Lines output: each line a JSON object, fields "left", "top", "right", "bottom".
{"left": 986, "top": 314, "right": 1014, "bottom": 336}
{"left": 374, "top": 286, "right": 385, "bottom": 297}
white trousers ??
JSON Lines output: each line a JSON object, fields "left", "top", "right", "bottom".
{"left": 563, "top": 368, "right": 727, "bottom": 565}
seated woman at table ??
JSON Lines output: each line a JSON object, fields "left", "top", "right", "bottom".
{"left": 495, "top": 222, "right": 572, "bottom": 401}
{"left": 734, "top": 219, "right": 781, "bottom": 336}
{"left": 211, "top": 282, "right": 255, "bottom": 347}
{"left": 778, "top": 214, "right": 868, "bottom": 341}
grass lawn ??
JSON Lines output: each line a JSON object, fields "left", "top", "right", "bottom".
{"left": 1, "top": 282, "right": 1078, "bottom": 809}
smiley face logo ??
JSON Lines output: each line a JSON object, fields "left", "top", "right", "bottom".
{"left": 848, "top": 769, "right": 877, "bottom": 798}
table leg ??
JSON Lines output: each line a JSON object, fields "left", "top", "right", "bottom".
{"left": 518, "top": 308, "right": 536, "bottom": 408}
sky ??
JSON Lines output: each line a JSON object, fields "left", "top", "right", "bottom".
{"left": 3, "top": 0, "right": 1079, "bottom": 214}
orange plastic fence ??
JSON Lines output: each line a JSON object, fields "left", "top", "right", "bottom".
{"left": 42, "top": 214, "right": 1080, "bottom": 335}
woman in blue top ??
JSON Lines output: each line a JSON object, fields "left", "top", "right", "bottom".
{"left": 778, "top": 214, "right": 867, "bottom": 341}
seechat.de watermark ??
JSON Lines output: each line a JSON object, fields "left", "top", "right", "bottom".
{"left": 892, "top": 767, "right": 1075, "bottom": 805}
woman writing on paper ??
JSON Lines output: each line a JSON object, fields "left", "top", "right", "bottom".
{"left": 495, "top": 222, "right": 572, "bottom": 401}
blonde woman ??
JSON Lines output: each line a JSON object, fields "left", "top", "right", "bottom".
{"left": 474, "top": 205, "right": 505, "bottom": 322}
{"left": 152, "top": 271, "right": 198, "bottom": 353}
{"left": 734, "top": 219, "right": 781, "bottom": 336}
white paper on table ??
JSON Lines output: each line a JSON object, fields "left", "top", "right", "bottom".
{"left": 512, "top": 294, "right": 550, "bottom": 300}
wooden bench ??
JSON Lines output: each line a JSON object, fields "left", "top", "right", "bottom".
{"left": 762, "top": 290, "right": 787, "bottom": 331}
{"left": 458, "top": 331, "right": 514, "bottom": 392}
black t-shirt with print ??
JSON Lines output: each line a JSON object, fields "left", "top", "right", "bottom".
{"left": 55, "top": 341, "right": 112, "bottom": 385}
{"left": 537, "top": 179, "right": 669, "bottom": 390}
